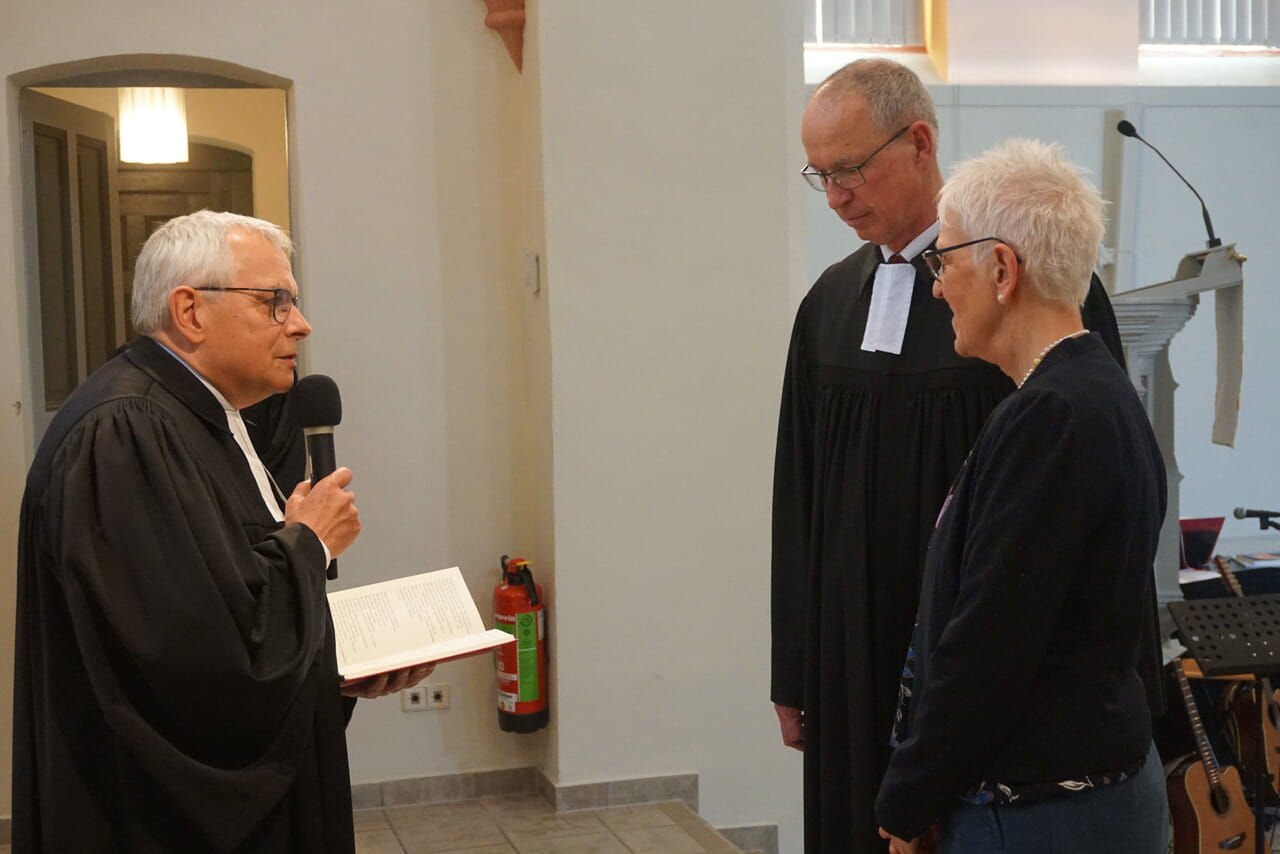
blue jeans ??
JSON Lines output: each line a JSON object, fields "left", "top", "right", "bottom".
{"left": 937, "top": 743, "right": 1168, "bottom": 854}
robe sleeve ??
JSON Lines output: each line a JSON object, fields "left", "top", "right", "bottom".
{"left": 771, "top": 297, "right": 816, "bottom": 707}
{"left": 38, "top": 396, "right": 332, "bottom": 847}
{"left": 874, "top": 388, "right": 1115, "bottom": 840}
{"left": 1082, "top": 273, "right": 1126, "bottom": 370}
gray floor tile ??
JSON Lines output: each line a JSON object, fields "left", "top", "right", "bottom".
{"left": 356, "top": 827, "right": 407, "bottom": 854}
{"left": 657, "top": 801, "right": 700, "bottom": 823}
{"left": 386, "top": 801, "right": 497, "bottom": 831}
{"left": 499, "top": 810, "right": 608, "bottom": 836}
{"left": 671, "top": 819, "right": 739, "bottom": 853}
{"left": 614, "top": 824, "right": 709, "bottom": 854}
{"left": 343, "top": 794, "right": 746, "bottom": 854}
{"left": 507, "top": 831, "right": 629, "bottom": 854}
{"left": 396, "top": 819, "right": 509, "bottom": 854}
{"left": 595, "top": 803, "right": 677, "bottom": 832}
{"left": 354, "top": 808, "right": 393, "bottom": 831}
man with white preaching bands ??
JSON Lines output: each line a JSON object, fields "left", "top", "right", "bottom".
{"left": 15, "top": 210, "right": 431, "bottom": 853}
{"left": 771, "top": 59, "right": 1130, "bottom": 854}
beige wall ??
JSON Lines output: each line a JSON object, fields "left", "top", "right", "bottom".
{"left": 534, "top": 0, "right": 804, "bottom": 839}
{"left": 29, "top": 86, "right": 290, "bottom": 228}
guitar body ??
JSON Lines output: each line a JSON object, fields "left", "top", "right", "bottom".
{"left": 1168, "top": 757, "right": 1251, "bottom": 853}
{"left": 1224, "top": 680, "right": 1280, "bottom": 795}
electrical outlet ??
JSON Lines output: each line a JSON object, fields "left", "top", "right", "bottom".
{"left": 401, "top": 686, "right": 429, "bottom": 712}
{"left": 426, "top": 683, "right": 450, "bottom": 710}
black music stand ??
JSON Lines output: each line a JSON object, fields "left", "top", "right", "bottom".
{"left": 1169, "top": 594, "right": 1280, "bottom": 854}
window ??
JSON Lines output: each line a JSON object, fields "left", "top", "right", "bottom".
{"left": 1141, "top": 0, "right": 1279, "bottom": 47}
{"left": 804, "top": 0, "right": 923, "bottom": 47}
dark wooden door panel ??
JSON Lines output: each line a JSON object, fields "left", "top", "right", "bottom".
{"left": 117, "top": 142, "right": 253, "bottom": 337}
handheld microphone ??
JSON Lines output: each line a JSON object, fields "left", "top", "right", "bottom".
{"left": 1234, "top": 507, "right": 1280, "bottom": 520}
{"left": 1116, "top": 120, "right": 1221, "bottom": 249}
{"left": 294, "top": 373, "right": 343, "bottom": 580}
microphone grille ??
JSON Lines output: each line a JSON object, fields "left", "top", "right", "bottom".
{"left": 1234, "top": 507, "right": 1248, "bottom": 520}
{"left": 294, "top": 373, "right": 343, "bottom": 427}
{"left": 1116, "top": 120, "right": 1138, "bottom": 138}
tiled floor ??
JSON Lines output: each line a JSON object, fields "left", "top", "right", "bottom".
{"left": 0, "top": 797, "right": 750, "bottom": 854}
{"left": 353, "top": 796, "right": 746, "bottom": 854}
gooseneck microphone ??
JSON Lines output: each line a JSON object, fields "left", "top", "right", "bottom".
{"left": 1116, "top": 119, "right": 1221, "bottom": 248}
{"left": 294, "top": 373, "right": 343, "bottom": 580}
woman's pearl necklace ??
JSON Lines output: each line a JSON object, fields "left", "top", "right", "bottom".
{"left": 1018, "top": 329, "right": 1088, "bottom": 387}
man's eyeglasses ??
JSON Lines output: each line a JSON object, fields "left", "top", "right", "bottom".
{"left": 195, "top": 287, "right": 300, "bottom": 324}
{"left": 921, "top": 237, "right": 1018, "bottom": 281}
{"left": 801, "top": 125, "right": 912, "bottom": 192}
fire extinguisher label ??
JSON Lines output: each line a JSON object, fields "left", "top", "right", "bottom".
{"left": 498, "top": 691, "right": 517, "bottom": 712}
{"left": 515, "top": 612, "right": 539, "bottom": 701}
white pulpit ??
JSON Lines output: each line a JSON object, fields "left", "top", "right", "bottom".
{"left": 1112, "top": 242, "right": 1246, "bottom": 623}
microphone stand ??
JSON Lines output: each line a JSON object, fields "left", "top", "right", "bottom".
{"left": 1247, "top": 514, "right": 1280, "bottom": 533}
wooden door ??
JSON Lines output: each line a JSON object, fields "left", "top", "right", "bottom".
{"left": 19, "top": 90, "right": 125, "bottom": 433}
{"left": 117, "top": 143, "right": 254, "bottom": 338}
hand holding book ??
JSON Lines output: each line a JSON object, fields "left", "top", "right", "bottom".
{"left": 340, "top": 661, "right": 437, "bottom": 698}
{"left": 328, "top": 566, "right": 513, "bottom": 684}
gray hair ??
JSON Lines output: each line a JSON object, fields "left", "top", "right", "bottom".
{"left": 938, "top": 138, "right": 1105, "bottom": 306}
{"left": 131, "top": 210, "right": 293, "bottom": 334}
{"left": 813, "top": 58, "right": 939, "bottom": 137}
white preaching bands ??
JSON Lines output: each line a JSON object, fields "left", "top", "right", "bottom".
{"left": 861, "top": 220, "right": 940, "bottom": 356}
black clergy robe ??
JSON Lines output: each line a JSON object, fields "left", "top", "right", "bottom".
{"left": 771, "top": 243, "right": 1126, "bottom": 854}
{"left": 14, "top": 336, "right": 356, "bottom": 853}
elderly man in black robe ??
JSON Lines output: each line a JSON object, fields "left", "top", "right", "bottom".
{"left": 771, "top": 60, "right": 1130, "bottom": 853}
{"left": 14, "top": 210, "right": 429, "bottom": 853}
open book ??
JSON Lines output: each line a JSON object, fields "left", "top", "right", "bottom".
{"left": 328, "top": 566, "right": 513, "bottom": 683}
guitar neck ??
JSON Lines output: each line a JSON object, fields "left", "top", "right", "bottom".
{"left": 1174, "top": 659, "right": 1225, "bottom": 790}
{"left": 1212, "top": 554, "right": 1273, "bottom": 691}
{"left": 1215, "top": 555, "right": 1245, "bottom": 599}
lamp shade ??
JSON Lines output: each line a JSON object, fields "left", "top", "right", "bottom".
{"left": 118, "top": 87, "right": 189, "bottom": 164}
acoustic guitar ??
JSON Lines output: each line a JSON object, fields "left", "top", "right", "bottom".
{"left": 1167, "top": 658, "right": 1251, "bottom": 852}
{"left": 1213, "top": 555, "right": 1280, "bottom": 799}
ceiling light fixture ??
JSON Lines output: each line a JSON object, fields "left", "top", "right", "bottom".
{"left": 118, "top": 87, "right": 189, "bottom": 164}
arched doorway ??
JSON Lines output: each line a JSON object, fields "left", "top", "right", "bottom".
{"left": 13, "top": 55, "right": 293, "bottom": 438}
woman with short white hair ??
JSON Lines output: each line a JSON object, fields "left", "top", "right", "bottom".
{"left": 874, "top": 138, "right": 1168, "bottom": 854}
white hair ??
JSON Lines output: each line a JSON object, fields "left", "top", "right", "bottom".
{"left": 131, "top": 210, "right": 293, "bottom": 334}
{"left": 938, "top": 138, "right": 1105, "bottom": 305}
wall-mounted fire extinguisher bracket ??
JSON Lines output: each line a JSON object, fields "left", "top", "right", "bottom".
{"left": 494, "top": 555, "right": 549, "bottom": 733}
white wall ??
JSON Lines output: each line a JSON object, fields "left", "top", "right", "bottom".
{"left": 534, "top": 0, "right": 805, "bottom": 845}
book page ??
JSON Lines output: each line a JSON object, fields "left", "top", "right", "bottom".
{"left": 329, "top": 567, "right": 494, "bottom": 677}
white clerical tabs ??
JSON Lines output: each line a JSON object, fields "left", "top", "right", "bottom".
{"left": 328, "top": 566, "right": 513, "bottom": 684}
{"left": 861, "top": 262, "right": 915, "bottom": 355}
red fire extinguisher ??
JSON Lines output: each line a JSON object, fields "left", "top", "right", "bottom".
{"left": 494, "top": 555, "right": 548, "bottom": 733}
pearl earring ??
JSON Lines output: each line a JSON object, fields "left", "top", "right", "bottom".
{"left": 996, "top": 293, "right": 1006, "bottom": 304}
